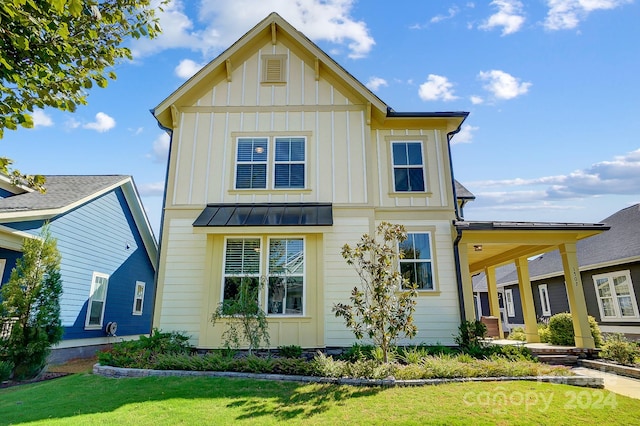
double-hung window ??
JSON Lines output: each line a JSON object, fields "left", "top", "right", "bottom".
{"left": 267, "top": 238, "right": 304, "bottom": 315}
{"left": 593, "top": 270, "right": 639, "bottom": 320}
{"left": 235, "top": 136, "right": 306, "bottom": 190}
{"left": 132, "top": 281, "right": 146, "bottom": 315}
{"left": 85, "top": 272, "right": 109, "bottom": 329}
{"left": 392, "top": 141, "right": 425, "bottom": 192}
{"left": 223, "top": 238, "right": 261, "bottom": 304}
{"left": 399, "top": 232, "right": 434, "bottom": 290}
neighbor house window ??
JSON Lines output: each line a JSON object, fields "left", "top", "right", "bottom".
{"left": 399, "top": 232, "right": 433, "bottom": 290}
{"left": 538, "top": 284, "right": 551, "bottom": 317}
{"left": 223, "top": 238, "right": 261, "bottom": 304}
{"left": 593, "top": 270, "right": 640, "bottom": 320}
{"left": 391, "top": 141, "right": 425, "bottom": 192}
{"left": 267, "top": 238, "right": 304, "bottom": 315}
{"left": 235, "top": 136, "right": 306, "bottom": 190}
{"left": 504, "top": 289, "right": 515, "bottom": 318}
{"left": 85, "top": 272, "right": 109, "bottom": 329}
{"left": 132, "top": 281, "right": 146, "bottom": 315}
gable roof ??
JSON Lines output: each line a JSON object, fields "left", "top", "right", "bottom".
{"left": 152, "top": 12, "right": 467, "bottom": 132}
{"left": 0, "top": 175, "right": 158, "bottom": 268}
{"left": 490, "top": 204, "right": 640, "bottom": 286}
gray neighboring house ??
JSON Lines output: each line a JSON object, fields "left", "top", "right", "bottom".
{"left": 475, "top": 204, "right": 640, "bottom": 339}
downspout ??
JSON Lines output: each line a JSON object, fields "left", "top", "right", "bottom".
{"left": 148, "top": 108, "right": 174, "bottom": 334}
{"left": 446, "top": 116, "right": 468, "bottom": 323}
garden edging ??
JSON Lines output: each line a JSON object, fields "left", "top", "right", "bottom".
{"left": 580, "top": 360, "right": 640, "bottom": 380}
{"left": 93, "top": 364, "right": 603, "bottom": 388}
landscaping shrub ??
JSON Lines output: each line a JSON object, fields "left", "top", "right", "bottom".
{"left": 538, "top": 323, "right": 550, "bottom": 343}
{"left": 278, "top": 345, "right": 302, "bottom": 359}
{"left": 340, "top": 343, "right": 376, "bottom": 362}
{"left": 493, "top": 345, "right": 536, "bottom": 362}
{"left": 600, "top": 333, "right": 640, "bottom": 366}
{"left": 455, "top": 320, "right": 487, "bottom": 352}
{"left": 507, "top": 327, "right": 526, "bottom": 341}
{"left": 97, "top": 329, "right": 192, "bottom": 368}
{"left": 548, "top": 313, "right": 602, "bottom": 347}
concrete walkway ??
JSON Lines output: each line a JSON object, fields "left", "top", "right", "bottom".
{"left": 573, "top": 367, "right": 640, "bottom": 400}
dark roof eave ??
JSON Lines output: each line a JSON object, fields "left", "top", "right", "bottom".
{"left": 386, "top": 109, "right": 470, "bottom": 119}
{"left": 454, "top": 220, "right": 610, "bottom": 232}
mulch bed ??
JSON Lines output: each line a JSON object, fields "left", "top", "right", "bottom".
{"left": 1, "top": 371, "right": 70, "bottom": 389}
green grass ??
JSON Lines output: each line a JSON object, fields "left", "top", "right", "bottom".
{"left": 0, "top": 373, "right": 637, "bottom": 425}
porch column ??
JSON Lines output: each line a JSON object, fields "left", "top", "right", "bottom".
{"left": 560, "top": 243, "right": 595, "bottom": 349}
{"left": 484, "top": 266, "right": 504, "bottom": 338}
{"left": 457, "top": 242, "right": 477, "bottom": 322}
{"left": 515, "top": 257, "right": 540, "bottom": 343}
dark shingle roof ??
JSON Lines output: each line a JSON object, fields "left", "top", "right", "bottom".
{"left": 455, "top": 180, "right": 475, "bottom": 200}
{"left": 0, "top": 175, "right": 128, "bottom": 213}
{"left": 497, "top": 204, "right": 640, "bottom": 284}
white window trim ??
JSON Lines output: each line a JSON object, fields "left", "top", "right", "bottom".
{"left": 234, "top": 136, "right": 307, "bottom": 190}
{"left": 390, "top": 140, "right": 426, "bottom": 193}
{"left": 85, "top": 271, "right": 109, "bottom": 330}
{"left": 266, "top": 236, "right": 305, "bottom": 317}
{"left": 504, "top": 289, "right": 515, "bottom": 318}
{"left": 399, "top": 232, "right": 435, "bottom": 292}
{"left": 538, "top": 284, "right": 552, "bottom": 317}
{"left": 0, "top": 259, "right": 6, "bottom": 285}
{"left": 132, "top": 281, "right": 146, "bottom": 316}
{"left": 592, "top": 270, "right": 640, "bottom": 322}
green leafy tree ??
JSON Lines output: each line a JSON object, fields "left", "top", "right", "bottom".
{"left": 0, "top": 0, "right": 167, "bottom": 190}
{"left": 211, "top": 277, "right": 270, "bottom": 355}
{"left": 333, "top": 222, "right": 419, "bottom": 363}
{"left": 0, "top": 225, "right": 63, "bottom": 379}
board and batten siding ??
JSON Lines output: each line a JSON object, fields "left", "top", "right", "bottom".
{"left": 3, "top": 188, "right": 155, "bottom": 340}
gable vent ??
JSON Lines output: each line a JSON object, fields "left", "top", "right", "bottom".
{"left": 262, "top": 55, "right": 286, "bottom": 84}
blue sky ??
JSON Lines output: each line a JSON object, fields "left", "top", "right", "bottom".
{"left": 3, "top": 0, "right": 639, "bottom": 235}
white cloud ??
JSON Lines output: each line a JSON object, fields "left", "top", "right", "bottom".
{"left": 478, "top": 70, "right": 531, "bottom": 100}
{"left": 131, "top": 0, "right": 375, "bottom": 60}
{"left": 431, "top": 7, "right": 459, "bottom": 23}
{"left": 175, "top": 59, "right": 206, "bottom": 79}
{"left": 138, "top": 181, "right": 166, "bottom": 197}
{"left": 479, "top": 0, "right": 526, "bottom": 35}
{"left": 32, "top": 110, "right": 53, "bottom": 127}
{"left": 544, "top": 0, "right": 632, "bottom": 30}
{"left": 451, "top": 124, "right": 479, "bottom": 145}
{"left": 418, "top": 74, "right": 458, "bottom": 102}
{"left": 467, "top": 148, "right": 640, "bottom": 201}
{"left": 365, "top": 76, "right": 388, "bottom": 92}
{"left": 148, "top": 132, "right": 170, "bottom": 163}
{"left": 470, "top": 95, "right": 484, "bottom": 104}
{"left": 65, "top": 118, "right": 81, "bottom": 130}
{"left": 83, "top": 112, "right": 116, "bottom": 132}
{"left": 129, "top": 127, "right": 144, "bottom": 135}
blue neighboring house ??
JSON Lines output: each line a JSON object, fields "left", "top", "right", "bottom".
{"left": 0, "top": 174, "right": 157, "bottom": 362}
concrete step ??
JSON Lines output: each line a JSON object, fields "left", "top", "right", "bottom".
{"left": 536, "top": 354, "right": 579, "bottom": 366}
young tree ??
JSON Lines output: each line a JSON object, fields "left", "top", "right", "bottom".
{"left": 0, "top": 225, "right": 63, "bottom": 379}
{"left": 334, "top": 222, "right": 419, "bottom": 363}
{"left": 0, "top": 0, "right": 167, "bottom": 137}
{"left": 211, "top": 277, "right": 270, "bottom": 355}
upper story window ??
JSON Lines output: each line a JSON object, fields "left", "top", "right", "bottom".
{"left": 235, "top": 136, "right": 306, "bottom": 190}
{"left": 399, "top": 232, "right": 434, "bottom": 291}
{"left": 132, "top": 281, "right": 146, "bottom": 316}
{"left": 391, "top": 141, "right": 425, "bottom": 192}
{"left": 593, "top": 270, "right": 639, "bottom": 321}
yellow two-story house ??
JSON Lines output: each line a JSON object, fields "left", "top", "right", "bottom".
{"left": 152, "top": 13, "right": 607, "bottom": 350}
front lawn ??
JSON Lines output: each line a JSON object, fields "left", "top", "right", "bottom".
{"left": 0, "top": 373, "right": 637, "bottom": 425}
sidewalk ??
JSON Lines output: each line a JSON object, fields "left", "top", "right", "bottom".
{"left": 573, "top": 367, "right": 640, "bottom": 400}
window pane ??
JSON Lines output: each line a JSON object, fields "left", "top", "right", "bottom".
{"left": 290, "top": 164, "right": 304, "bottom": 188}
{"left": 408, "top": 168, "right": 425, "bottom": 191}
{"left": 601, "top": 297, "right": 616, "bottom": 317}
{"left": 268, "top": 276, "right": 285, "bottom": 314}
{"left": 392, "top": 143, "right": 408, "bottom": 165}
{"left": 285, "top": 277, "right": 303, "bottom": 314}
{"left": 89, "top": 301, "right": 103, "bottom": 325}
{"left": 135, "top": 299, "right": 143, "bottom": 312}
{"left": 225, "top": 239, "right": 260, "bottom": 274}
{"left": 400, "top": 262, "right": 415, "bottom": 287}
{"left": 394, "top": 168, "right": 409, "bottom": 191}
{"left": 237, "top": 140, "right": 254, "bottom": 161}
{"left": 275, "top": 140, "right": 290, "bottom": 161}
{"left": 290, "top": 139, "right": 305, "bottom": 161}
{"left": 406, "top": 143, "right": 422, "bottom": 165}
{"left": 415, "top": 262, "right": 433, "bottom": 290}
{"left": 236, "top": 164, "right": 267, "bottom": 189}
{"left": 399, "top": 238, "right": 414, "bottom": 259}
{"left": 412, "top": 234, "right": 431, "bottom": 259}
{"left": 596, "top": 279, "right": 611, "bottom": 298}
{"left": 613, "top": 275, "right": 630, "bottom": 295}
{"left": 618, "top": 296, "right": 635, "bottom": 317}
{"left": 274, "top": 164, "right": 290, "bottom": 188}
{"left": 223, "top": 277, "right": 259, "bottom": 305}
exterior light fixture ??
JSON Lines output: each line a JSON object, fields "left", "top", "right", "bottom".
{"left": 473, "top": 245, "right": 483, "bottom": 252}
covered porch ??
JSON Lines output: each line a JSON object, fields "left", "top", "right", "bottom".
{"left": 454, "top": 221, "right": 609, "bottom": 349}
